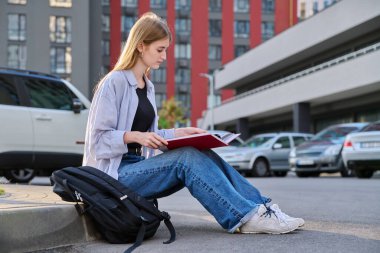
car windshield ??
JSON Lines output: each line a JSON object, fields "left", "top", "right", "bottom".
{"left": 361, "top": 122, "right": 380, "bottom": 132}
{"left": 312, "top": 126, "right": 359, "bottom": 143}
{"left": 244, "top": 135, "right": 274, "bottom": 148}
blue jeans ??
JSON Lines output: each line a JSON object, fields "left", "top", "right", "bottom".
{"left": 118, "top": 147, "right": 270, "bottom": 232}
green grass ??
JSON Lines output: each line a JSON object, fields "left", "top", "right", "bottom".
{"left": 0, "top": 187, "right": 5, "bottom": 195}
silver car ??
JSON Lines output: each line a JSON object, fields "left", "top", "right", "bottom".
{"left": 342, "top": 121, "right": 380, "bottom": 178}
{"left": 217, "top": 132, "right": 313, "bottom": 177}
{"left": 289, "top": 123, "right": 368, "bottom": 177}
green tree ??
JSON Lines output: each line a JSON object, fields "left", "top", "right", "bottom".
{"left": 158, "top": 97, "right": 186, "bottom": 128}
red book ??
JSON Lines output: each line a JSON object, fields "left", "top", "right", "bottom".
{"left": 166, "top": 132, "right": 241, "bottom": 150}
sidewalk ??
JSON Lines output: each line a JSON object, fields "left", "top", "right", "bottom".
{"left": 0, "top": 183, "right": 99, "bottom": 253}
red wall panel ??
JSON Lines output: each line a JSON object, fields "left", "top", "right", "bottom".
{"left": 191, "top": 1, "right": 209, "bottom": 126}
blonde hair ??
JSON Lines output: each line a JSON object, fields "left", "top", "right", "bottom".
{"left": 94, "top": 12, "right": 172, "bottom": 93}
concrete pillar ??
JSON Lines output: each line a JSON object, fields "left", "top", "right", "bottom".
{"left": 236, "top": 118, "right": 250, "bottom": 140}
{"left": 293, "top": 102, "right": 311, "bottom": 133}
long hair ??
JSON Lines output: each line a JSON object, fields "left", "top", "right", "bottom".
{"left": 94, "top": 12, "right": 172, "bottom": 93}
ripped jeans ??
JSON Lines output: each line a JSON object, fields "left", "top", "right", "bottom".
{"left": 118, "top": 147, "right": 270, "bottom": 232}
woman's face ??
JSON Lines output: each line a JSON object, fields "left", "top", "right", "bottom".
{"left": 140, "top": 38, "right": 170, "bottom": 69}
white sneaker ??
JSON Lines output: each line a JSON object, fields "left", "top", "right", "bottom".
{"left": 240, "top": 205, "right": 299, "bottom": 234}
{"left": 271, "top": 204, "right": 305, "bottom": 227}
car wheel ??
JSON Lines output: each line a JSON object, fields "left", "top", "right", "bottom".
{"left": 4, "top": 168, "right": 36, "bottom": 183}
{"left": 355, "top": 169, "right": 374, "bottom": 179}
{"left": 339, "top": 157, "right": 354, "bottom": 177}
{"left": 252, "top": 158, "right": 269, "bottom": 177}
{"left": 273, "top": 171, "right": 288, "bottom": 177}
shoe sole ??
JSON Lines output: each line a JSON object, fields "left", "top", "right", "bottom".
{"left": 241, "top": 226, "right": 298, "bottom": 235}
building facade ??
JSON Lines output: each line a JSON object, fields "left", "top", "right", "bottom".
{"left": 0, "top": 0, "right": 91, "bottom": 96}
{"left": 0, "top": 0, "right": 297, "bottom": 126}
{"left": 199, "top": 0, "right": 380, "bottom": 139}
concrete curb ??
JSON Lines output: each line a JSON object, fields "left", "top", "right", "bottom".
{"left": 0, "top": 205, "right": 100, "bottom": 253}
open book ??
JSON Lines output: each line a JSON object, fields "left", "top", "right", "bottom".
{"left": 165, "top": 131, "right": 241, "bottom": 150}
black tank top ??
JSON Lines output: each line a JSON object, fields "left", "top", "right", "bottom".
{"left": 129, "top": 83, "right": 155, "bottom": 149}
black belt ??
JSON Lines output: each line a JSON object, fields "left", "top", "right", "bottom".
{"left": 126, "top": 147, "right": 142, "bottom": 156}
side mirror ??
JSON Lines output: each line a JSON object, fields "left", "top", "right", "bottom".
{"left": 273, "top": 143, "right": 282, "bottom": 149}
{"left": 72, "top": 98, "right": 82, "bottom": 114}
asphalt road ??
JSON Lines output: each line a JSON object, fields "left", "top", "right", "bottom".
{"left": 28, "top": 173, "right": 380, "bottom": 253}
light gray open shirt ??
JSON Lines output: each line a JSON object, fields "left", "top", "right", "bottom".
{"left": 83, "top": 70, "right": 175, "bottom": 179}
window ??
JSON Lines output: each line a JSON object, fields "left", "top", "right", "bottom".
{"left": 121, "top": 0, "right": 137, "bottom": 7}
{"left": 150, "top": 0, "right": 166, "bottom": 9}
{"left": 262, "top": 0, "right": 274, "bottom": 13}
{"left": 175, "top": 0, "right": 191, "bottom": 10}
{"left": 24, "top": 78, "right": 73, "bottom": 110}
{"left": 209, "top": 0, "right": 222, "bottom": 11}
{"left": 234, "top": 0, "right": 249, "bottom": 13}
{"left": 8, "top": 0, "right": 27, "bottom": 4}
{"left": 50, "top": 16, "right": 72, "bottom": 43}
{"left": 8, "top": 44, "right": 27, "bottom": 69}
{"left": 234, "top": 20, "right": 249, "bottom": 38}
{"left": 102, "top": 15, "right": 110, "bottom": 32}
{"left": 274, "top": 137, "right": 291, "bottom": 149}
{"left": 150, "top": 68, "right": 166, "bottom": 83}
{"left": 155, "top": 93, "right": 167, "bottom": 108}
{"left": 8, "top": 14, "right": 26, "bottom": 41}
{"left": 175, "top": 68, "right": 190, "bottom": 84}
{"left": 235, "top": 45, "right": 249, "bottom": 57}
{"left": 0, "top": 75, "right": 20, "bottom": 106}
{"left": 177, "top": 93, "right": 190, "bottom": 107}
{"left": 175, "top": 44, "right": 191, "bottom": 59}
{"left": 261, "top": 21, "right": 274, "bottom": 41}
{"left": 101, "top": 0, "right": 109, "bottom": 6}
{"left": 175, "top": 19, "right": 191, "bottom": 36}
{"left": 209, "top": 45, "right": 221, "bottom": 60}
{"left": 209, "top": 19, "right": 222, "bottom": 37}
{"left": 293, "top": 136, "right": 307, "bottom": 147}
{"left": 101, "top": 40, "right": 110, "bottom": 56}
{"left": 50, "top": 47, "right": 72, "bottom": 74}
{"left": 122, "top": 16, "right": 136, "bottom": 33}
{"left": 49, "top": 0, "right": 72, "bottom": 8}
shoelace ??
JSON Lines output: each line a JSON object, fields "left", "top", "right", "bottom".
{"left": 272, "top": 206, "right": 291, "bottom": 220}
{"left": 262, "top": 206, "right": 289, "bottom": 225}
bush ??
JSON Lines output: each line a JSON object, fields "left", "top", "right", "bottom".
{"left": 0, "top": 187, "right": 5, "bottom": 195}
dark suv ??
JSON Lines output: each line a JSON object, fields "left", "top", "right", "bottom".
{"left": 0, "top": 68, "right": 90, "bottom": 183}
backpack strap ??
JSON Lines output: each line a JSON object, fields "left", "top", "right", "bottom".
{"left": 124, "top": 223, "right": 146, "bottom": 253}
{"left": 79, "top": 166, "right": 176, "bottom": 244}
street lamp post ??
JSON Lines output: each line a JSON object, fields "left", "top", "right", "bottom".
{"left": 199, "top": 73, "right": 214, "bottom": 130}
{"left": 200, "top": 67, "right": 224, "bottom": 130}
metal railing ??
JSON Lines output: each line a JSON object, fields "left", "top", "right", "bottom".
{"left": 219, "top": 41, "right": 380, "bottom": 106}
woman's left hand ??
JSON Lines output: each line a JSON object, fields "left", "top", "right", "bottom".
{"left": 174, "top": 127, "right": 207, "bottom": 138}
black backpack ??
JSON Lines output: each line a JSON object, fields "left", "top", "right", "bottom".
{"left": 50, "top": 166, "right": 176, "bottom": 253}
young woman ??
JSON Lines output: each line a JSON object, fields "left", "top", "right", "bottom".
{"left": 83, "top": 12, "right": 303, "bottom": 235}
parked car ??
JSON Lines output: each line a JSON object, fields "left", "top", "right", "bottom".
{"left": 342, "top": 121, "right": 380, "bottom": 178}
{"left": 217, "top": 132, "right": 313, "bottom": 177}
{"left": 289, "top": 123, "right": 368, "bottom": 178}
{"left": 0, "top": 68, "right": 90, "bottom": 183}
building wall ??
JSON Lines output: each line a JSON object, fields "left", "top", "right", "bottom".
{"left": 0, "top": 0, "right": 91, "bottom": 97}
{"left": 200, "top": 0, "right": 380, "bottom": 135}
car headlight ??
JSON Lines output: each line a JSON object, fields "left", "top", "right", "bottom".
{"left": 289, "top": 148, "right": 296, "bottom": 158}
{"left": 323, "top": 144, "right": 342, "bottom": 156}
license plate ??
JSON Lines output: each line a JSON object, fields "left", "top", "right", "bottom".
{"left": 297, "top": 159, "right": 315, "bottom": 165}
{"left": 361, "top": 142, "right": 380, "bottom": 148}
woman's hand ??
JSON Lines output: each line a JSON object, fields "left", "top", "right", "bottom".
{"left": 174, "top": 127, "right": 207, "bottom": 138}
{"left": 124, "top": 131, "right": 168, "bottom": 149}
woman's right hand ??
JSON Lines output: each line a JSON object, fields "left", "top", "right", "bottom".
{"left": 124, "top": 131, "right": 168, "bottom": 149}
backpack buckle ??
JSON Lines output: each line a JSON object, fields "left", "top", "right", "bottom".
{"left": 161, "top": 211, "right": 171, "bottom": 220}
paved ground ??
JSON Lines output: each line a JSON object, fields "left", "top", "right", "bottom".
{"left": 1, "top": 173, "right": 380, "bottom": 253}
